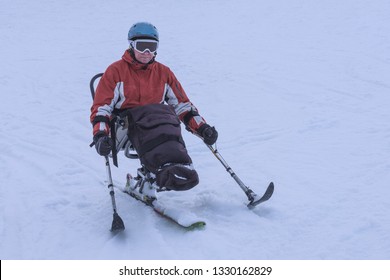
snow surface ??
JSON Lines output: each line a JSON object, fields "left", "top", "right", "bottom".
{"left": 1, "top": 0, "right": 390, "bottom": 260}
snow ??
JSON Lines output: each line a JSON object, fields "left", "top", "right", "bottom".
{"left": 1, "top": 0, "right": 390, "bottom": 260}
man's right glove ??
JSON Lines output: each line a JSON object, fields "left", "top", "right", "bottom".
{"left": 93, "top": 133, "right": 113, "bottom": 156}
{"left": 197, "top": 124, "right": 218, "bottom": 145}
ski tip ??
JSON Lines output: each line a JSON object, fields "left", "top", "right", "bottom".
{"left": 185, "top": 221, "right": 206, "bottom": 230}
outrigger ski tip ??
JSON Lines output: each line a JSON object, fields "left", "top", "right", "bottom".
{"left": 206, "top": 144, "right": 274, "bottom": 210}
{"left": 110, "top": 212, "right": 125, "bottom": 232}
{"left": 247, "top": 182, "right": 274, "bottom": 209}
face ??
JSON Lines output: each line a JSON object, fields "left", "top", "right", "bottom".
{"left": 133, "top": 49, "right": 155, "bottom": 64}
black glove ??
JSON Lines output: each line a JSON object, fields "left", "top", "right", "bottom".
{"left": 197, "top": 124, "right": 218, "bottom": 145}
{"left": 93, "top": 133, "right": 113, "bottom": 156}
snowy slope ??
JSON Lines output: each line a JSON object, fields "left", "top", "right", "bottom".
{"left": 1, "top": 0, "right": 390, "bottom": 260}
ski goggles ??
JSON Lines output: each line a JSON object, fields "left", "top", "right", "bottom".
{"left": 131, "top": 39, "right": 159, "bottom": 54}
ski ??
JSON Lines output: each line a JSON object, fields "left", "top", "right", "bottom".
{"left": 120, "top": 186, "right": 206, "bottom": 230}
{"left": 247, "top": 182, "right": 274, "bottom": 209}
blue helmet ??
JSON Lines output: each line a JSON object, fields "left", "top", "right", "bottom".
{"left": 128, "top": 22, "right": 159, "bottom": 41}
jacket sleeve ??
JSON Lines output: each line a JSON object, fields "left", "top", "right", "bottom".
{"left": 164, "top": 69, "right": 206, "bottom": 133}
{"left": 90, "top": 66, "right": 120, "bottom": 136}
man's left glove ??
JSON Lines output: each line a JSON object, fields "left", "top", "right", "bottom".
{"left": 197, "top": 124, "right": 218, "bottom": 145}
{"left": 93, "top": 133, "right": 113, "bottom": 156}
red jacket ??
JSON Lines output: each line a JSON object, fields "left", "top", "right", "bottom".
{"left": 90, "top": 50, "right": 206, "bottom": 136}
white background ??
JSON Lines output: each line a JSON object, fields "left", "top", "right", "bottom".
{"left": 1, "top": 0, "right": 389, "bottom": 260}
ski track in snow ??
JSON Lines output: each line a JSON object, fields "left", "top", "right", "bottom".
{"left": 1, "top": 0, "right": 390, "bottom": 259}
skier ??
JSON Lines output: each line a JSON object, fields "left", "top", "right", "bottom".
{"left": 90, "top": 22, "right": 218, "bottom": 195}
